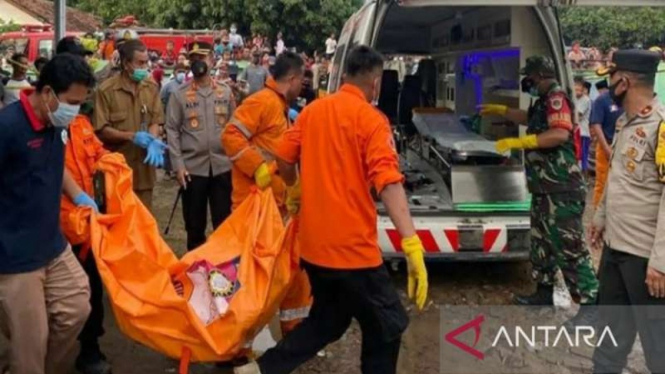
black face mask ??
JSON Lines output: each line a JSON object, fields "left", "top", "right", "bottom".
{"left": 191, "top": 60, "right": 208, "bottom": 78}
{"left": 521, "top": 77, "right": 535, "bottom": 93}
{"left": 608, "top": 79, "right": 627, "bottom": 107}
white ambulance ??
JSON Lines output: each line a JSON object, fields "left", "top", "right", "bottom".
{"left": 331, "top": 0, "right": 659, "bottom": 260}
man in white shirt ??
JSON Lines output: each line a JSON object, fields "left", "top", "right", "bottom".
{"left": 325, "top": 33, "right": 337, "bottom": 59}
{"left": 573, "top": 76, "right": 592, "bottom": 177}
{"left": 3, "top": 53, "right": 32, "bottom": 106}
{"left": 229, "top": 24, "right": 244, "bottom": 49}
{"left": 275, "top": 32, "right": 286, "bottom": 56}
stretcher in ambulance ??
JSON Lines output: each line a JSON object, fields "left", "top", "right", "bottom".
{"left": 333, "top": 0, "right": 657, "bottom": 260}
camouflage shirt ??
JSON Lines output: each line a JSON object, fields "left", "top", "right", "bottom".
{"left": 525, "top": 84, "right": 585, "bottom": 198}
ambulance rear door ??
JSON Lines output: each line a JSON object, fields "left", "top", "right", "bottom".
{"left": 328, "top": 1, "right": 380, "bottom": 93}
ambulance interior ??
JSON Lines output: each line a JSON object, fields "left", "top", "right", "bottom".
{"left": 373, "top": 5, "right": 554, "bottom": 212}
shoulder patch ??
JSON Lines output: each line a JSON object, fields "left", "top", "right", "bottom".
{"left": 550, "top": 97, "right": 563, "bottom": 111}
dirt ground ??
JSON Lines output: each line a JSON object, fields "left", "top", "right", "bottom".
{"left": 0, "top": 175, "right": 646, "bottom": 374}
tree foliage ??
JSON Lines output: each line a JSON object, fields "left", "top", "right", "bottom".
{"left": 559, "top": 7, "right": 665, "bottom": 51}
{"left": 0, "top": 19, "right": 22, "bottom": 34}
{"left": 69, "top": 0, "right": 362, "bottom": 53}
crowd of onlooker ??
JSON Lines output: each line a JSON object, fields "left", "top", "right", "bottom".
{"left": 0, "top": 24, "right": 338, "bottom": 113}
{"left": 567, "top": 41, "right": 619, "bottom": 70}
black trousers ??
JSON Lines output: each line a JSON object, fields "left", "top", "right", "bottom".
{"left": 592, "top": 246, "right": 665, "bottom": 374}
{"left": 182, "top": 170, "right": 232, "bottom": 251}
{"left": 72, "top": 245, "right": 105, "bottom": 353}
{"left": 257, "top": 261, "right": 409, "bottom": 374}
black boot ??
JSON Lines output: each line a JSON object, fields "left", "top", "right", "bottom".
{"left": 76, "top": 342, "right": 112, "bottom": 374}
{"left": 514, "top": 284, "right": 554, "bottom": 306}
{"left": 563, "top": 304, "right": 598, "bottom": 330}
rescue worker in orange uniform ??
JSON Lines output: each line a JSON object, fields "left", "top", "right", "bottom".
{"left": 222, "top": 51, "right": 312, "bottom": 338}
{"left": 221, "top": 51, "right": 305, "bottom": 212}
{"left": 54, "top": 38, "right": 114, "bottom": 374}
{"left": 234, "top": 46, "right": 428, "bottom": 374}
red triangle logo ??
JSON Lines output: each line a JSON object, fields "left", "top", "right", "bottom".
{"left": 444, "top": 314, "right": 485, "bottom": 360}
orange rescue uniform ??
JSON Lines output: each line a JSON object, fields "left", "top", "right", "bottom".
{"left": 275, "top": 84, "right": 404, "bottom": 270}
{"left": 60, "top": 115, "right": 109, "bottom": 249}
{"left": 221, "top": 77, "right": 289, "bottom": 210}
{"left": 593, "top": 143, "right": 610, "bottom": 207}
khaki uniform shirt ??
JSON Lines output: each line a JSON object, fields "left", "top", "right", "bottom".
{"left": 165, "top": 80, "right": 235, "bottom": 177}
{"left": 93, "top": 74, "right": 164, "bottom": 191}
{"left": 594, "top": 99, "right": 665, "bottom": 272}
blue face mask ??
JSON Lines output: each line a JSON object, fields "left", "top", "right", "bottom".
{"left": 47, "top": 91, "right": 80, "bottom": 129}
{"left": 131, "top": 68, "right": 149, "bottom": 82}
{"left": 175, "top": 72, "right": 186, "bottom": 83}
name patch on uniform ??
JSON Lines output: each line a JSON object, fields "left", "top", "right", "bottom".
{"left": 629, "top": 134, "right": 647, "bottom": 148}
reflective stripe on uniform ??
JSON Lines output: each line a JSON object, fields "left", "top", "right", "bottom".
{"left": 229, "top": 117, "right": 253, "bottom": 139}
{"left": 229, "top": 146, "right": 253, "bottom": 162}
{"left": 279, "top": 306, "right": 311, "bottom": 322}
{"left": 229, "top": 145, "right": 275, "bottom": 162}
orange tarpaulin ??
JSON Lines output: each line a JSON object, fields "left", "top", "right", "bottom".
{"left": 70, "top": 153, "right": 310, "bottom": 363}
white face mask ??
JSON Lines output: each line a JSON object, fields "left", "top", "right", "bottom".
{"left": 46, "top": 91, "right": 80, "bottom": 129}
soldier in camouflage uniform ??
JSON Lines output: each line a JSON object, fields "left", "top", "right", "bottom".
{"left": 479, "top": 55, "right": 599, "bottom": 326}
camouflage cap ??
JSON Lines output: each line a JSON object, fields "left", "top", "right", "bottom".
{"left": 520, "top": 55, "right": 556, "bottom": 77}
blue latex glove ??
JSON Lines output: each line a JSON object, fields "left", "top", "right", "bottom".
{"left": 144, "top": 139, "right": 167, "bottom": 168}
{"left": 133, "top": 131, "right": 156, "bottom": 149}
{"left": 288, "top": 108, "right": 299, "bottom": 121}
{"left": 73, "top": 192, "right": 99, "bottom": 213}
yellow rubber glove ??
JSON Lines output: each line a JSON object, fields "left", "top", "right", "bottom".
{"left": 477, "top": 104, "right": 508, "bottom": 117}
{"left": 402, "top": 235, "right": 428, "bottom": 311}
{"left": 495, "top": 135, "right": 539, "bottom": 154}
{"left": 285, "top": 181, "right": 301, "bottom": 215}
{"left": 254, "top": 163, "right": 272, "bottom": 190}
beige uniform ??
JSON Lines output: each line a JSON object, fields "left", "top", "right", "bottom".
{"left": 93, "top": 74, "right": 164, "bottom": 210}
{"left": 165, "top": 80, "right": 235, "bottom": 177}
{"left": 594, "top": 99, "right": 665, "bottom": 272}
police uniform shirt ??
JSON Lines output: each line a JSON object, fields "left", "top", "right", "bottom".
{"left": 594, "top": 100, "right": 665, "bottom": 273}
{"left": 165, "top": 80, "right": 235, "bottom": 177}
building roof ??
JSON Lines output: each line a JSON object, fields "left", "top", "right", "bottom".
{"left": 2, "top": 0, "right": 102, "bottom": 32}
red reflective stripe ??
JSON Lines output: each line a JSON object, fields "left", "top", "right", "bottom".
{"left": 386, "top": 229, "right": 402, "bottom": 252}
{"left": 483, "top": 229, "right": 501, "bottom": 253}
{"left": 417, "top": 230, "right": 439, "bottom": 253}
{"left": 444, "top": 230, "right": 459, "bottom": 252}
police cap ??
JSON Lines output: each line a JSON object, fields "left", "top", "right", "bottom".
{"left": 596, "top": 49, "right": 661, "bottom": 76}
{"left": 520, "top": 55, "right": 556, "bottom": 77}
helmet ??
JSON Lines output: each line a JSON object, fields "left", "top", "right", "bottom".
{"left": 520, "top": 55, "right": 556, "bottom": 77}
{"left": 115, "top": 29, "right": 138, "bottom": 43}
{"left": 649, "top": 46, "right": 663, "bottom": 53}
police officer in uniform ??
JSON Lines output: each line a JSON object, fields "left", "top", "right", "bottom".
{"left": 591, "top": 50, "right": 665, "bottom": 374}
{"left": 479, "top": 56, "right": 599, "bottom": 327}
{"left": 94, "top": 39, "right": 166, "bottom": 212}
{"left": 165, "top": 42, "right": 235, "bottom": 250}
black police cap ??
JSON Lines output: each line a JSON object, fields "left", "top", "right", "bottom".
{"left": 597, "top": 49, "right": 661, "bottom": 76}
{"left": 187, "top": 41, "right": 213, "bottom": 56}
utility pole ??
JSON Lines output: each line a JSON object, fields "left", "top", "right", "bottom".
{"left": 55, "top": 0, "right": 67, "bottom": 45}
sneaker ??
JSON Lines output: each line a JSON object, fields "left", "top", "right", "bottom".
{"left": 234, "top": 361, "right": 261, "bottom": 374}
{"left": 76, "top": 348, "right": 112, "bottom": 374}
{"left": 514, "top": 284, "right": 554, "bottom": 306}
